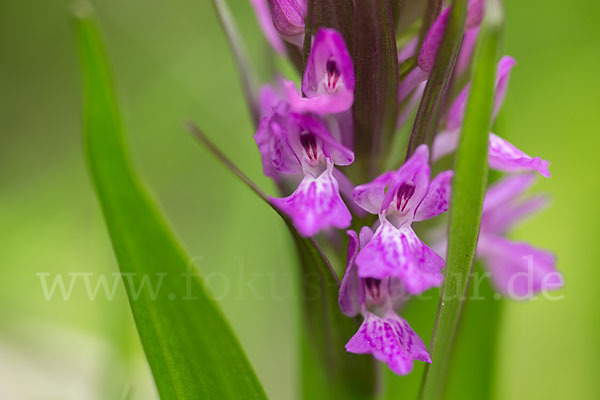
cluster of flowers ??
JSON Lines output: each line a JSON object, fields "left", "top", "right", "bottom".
{"left": 250, "top": 0, "right": 562, "bottom": 375}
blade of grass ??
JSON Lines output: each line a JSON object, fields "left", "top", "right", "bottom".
{"left": 418, "top": 1, "right": 503, "bottom": 399}
{"left": 73, "top": 5, "right": 267, "bottom": 399}
{"left": 212, "top": 0, "right": 261, "bottom": 127}
{"left": 187, "top": 124, "right": 376, "bottom": 399}
{"left": 444, "top": 264, "right": 503, "bottom": 400}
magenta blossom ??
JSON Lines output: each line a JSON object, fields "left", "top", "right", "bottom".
{"left": 284, "top": 28, "right": 355, "bottom": 115}
{"left": 432, "top": 56, "right": 551, "bottom": 177}
{"left": 268, "top": 0, "right": 306, "bottom": 48}
{"left": 255, "top": 106, "right": 354, "bottom": 236}
{"left": 339, "top": 228, "right": 431, "bottom": 375}
{"left": 352, "top": 145, "right": 453, "bottom": 294}
{"left": 477, "top": 174, "right": 563, "bottom": 298}
{"left": 398, "top": 0, "right": 484, "bottom": 102}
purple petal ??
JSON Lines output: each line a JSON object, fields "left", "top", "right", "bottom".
{"left": 284, "top": 79, "right": 355, "bottom": 114}
{"left": 380, "top": 145, "right": 430, "bottom": 217}
{"left": 338, "top": 230, "right": 365, "bottom": 317}
{"left": 446, "top": 56, "right": 513, "bottom": 131}
{"left": 258, "top": 84, "right": 283, "bottom": 117}
{"left": 419, "top": 0, "right": 483, "bottom": 73}
{"left": 414, "top": 170, "right": 453, "bottom": 221}
{"left": 483, "top": 173, "right": 536, "bottom": 213}
{"left": 418, "top": 7, "right": 450, "bottom": 73}
{"left": 492, "top": 56, "right": 516, "bottom": 121}
{"left": 287, "top": 113, "right": 354, "bottom": 167}
{"left": 397, "top": 81, "right": 426, "bottom": 127}
{"left": 398, "top": 66, "right": 429, "bottom": 103}
{"left": 465, "top": 0, "right": 485, "bottom": 29}
{"left": 445, "top": 83, "right": 470, "bottom": 131}
{"left": 346, "top": 311, "right": 431, "bottom": 375}
{"left": 303, "top": 28, "right": 355, "bottom": 95}
{"left": 249, "top": 0, "right": 286, "bottom": 54}
{"left": 353, "top": 170, "right": 395, "bottom": 215}
{"left": 397, "top": 38, "right": 417, "bottom": 64}
{"left": 483, "top": 194, "right": 549, "bottom": 235}
{"left": 270, "top": 165, "right": 351, "bottom": 236}
{"left": 268, "top": 0, "right": 306, "bottom": 47}
{"left": 482, "top": 174, "right": 548, "bottom": 235}
{"left": 289, "top": 28, "right": 354, "bottom": 114}
{"left": 431, "top": 129, "right": 459, "bottom": 160}
{"left": 488, "top": 133, "right": 551, "bottom": 177}
{"left": 254, "top": 107, "right": 302, "bottom": 178}
{"left": 478, "top": 236, "right": 563, "bottom": 299}
{"left": 455, "top": 27, "right": 480, "bottom": 76}
{"left": 355, "top": 220, "right": 444, "bottom": 294}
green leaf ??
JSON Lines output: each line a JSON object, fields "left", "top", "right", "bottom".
{"left": 406, "top": 0, "right": 467, "bottom": 157}
{"left": 187, "top": 125, "right": 376, "bottom": 399}
{"left": 444, "top": 264, "right": 503, "bottom": 400}
{"left": 353, "top": 0, "right": 399, "bottom": 177}
{"left": 73, "top": 5, "right": 267, "bottom": 399}
{"left": 418, "top": 1, "right": 504, "bottom": 399}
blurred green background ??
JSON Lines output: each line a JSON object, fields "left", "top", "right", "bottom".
{"left": 1, "top": 0, "right": 598, "bottom": 398}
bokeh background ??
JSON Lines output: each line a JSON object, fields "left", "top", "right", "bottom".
{"left": 1, "top": 0, "right": 598, "bottom": 398}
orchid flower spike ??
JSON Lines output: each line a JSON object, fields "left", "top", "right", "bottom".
{"left": 284, "top": 28, "right": 355, "bottom": 115}
{"left": 433, "top": 56, "right": 551, "bottom": 177}
{"left": 352, "top": 145, "right": 453, "bottom": 295}
{"left": 339, "top": 228, "right": 431, "bottom": 375}
{"left": 255, "top": 107, "right": 354, "bottom": 236}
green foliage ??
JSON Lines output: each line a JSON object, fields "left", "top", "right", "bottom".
{"left": 188, "top": 125, "right": 376, "bottom": 399}
{"left": 418, "top": 1, "right": 503, "bottom": 399}
{"left": 74, "top": 7, "right": 267, "bottom": 399}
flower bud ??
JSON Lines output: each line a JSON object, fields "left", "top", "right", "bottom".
{"left": 268, "top": 0, "right": 306, "bottom": 46}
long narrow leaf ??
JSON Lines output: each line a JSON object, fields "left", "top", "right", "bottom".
{"left": 212, "top": 0, "right": 261, "bottom": 127}
{"left": 406, "top": 0, "right": 467, "bottom": 157}
{"left": 74, "top": 6, "right": 267, "bottom": 399}
{"left": 187, "top": 124, "right": 376, "bottom": 399}
{"left": 444, "top": 264, "right": 503, "bottom": 400}
{"left": 418, "top": 1, "right": 503, "bottom": 399}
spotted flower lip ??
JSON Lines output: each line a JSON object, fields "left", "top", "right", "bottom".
{"left": 255, "top": 106, "right": 354, "bottom": 236}
{"left": 339, "top": 228, "right": 430, "bottom": 375}
{"left": 270, "top": 161, "right": 352, "bottom": 236}
{"left": 254, "top": 107, "right": 353, "bottom": 179}
{"left": 284, "top": 28, "right": 355, "bottom": 115}
{"left": 433, "top": 56, "right": 551, "bottom": 178}
{"left": 339, "top": 228, "right": 410, "bottom": 317}
{"left": 345, "top": 311, "right": 431, "bottom": 375}
{"left": 352, "top": 145, "right": 452, "bottom": 293}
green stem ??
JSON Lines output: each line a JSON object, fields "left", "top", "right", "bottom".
{"left": 418, "top": 1, "right": 504, "bottom": 399}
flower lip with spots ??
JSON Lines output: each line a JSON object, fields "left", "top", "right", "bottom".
{"left": 352, "top": 145, "right": 453, "bottom": 294}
